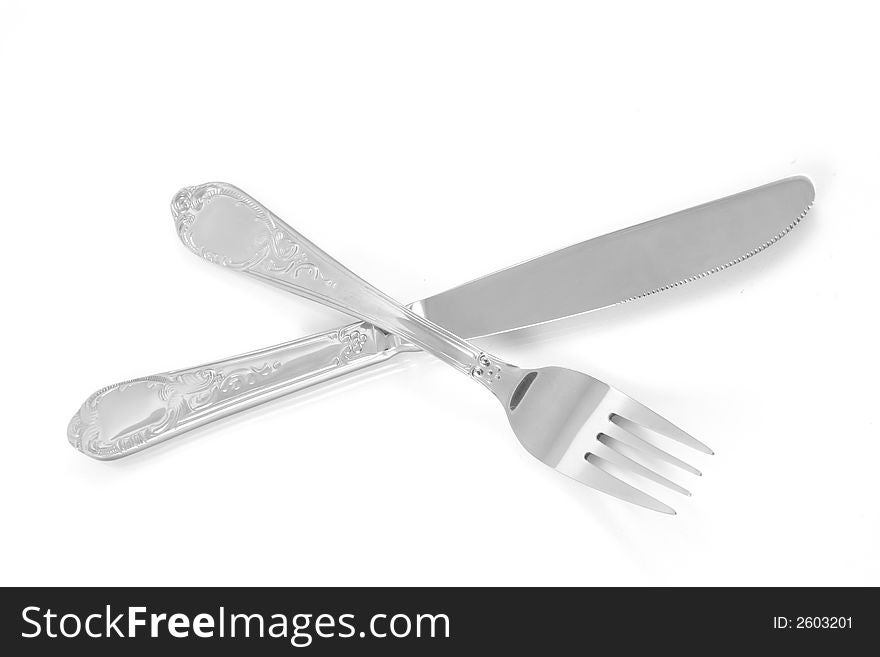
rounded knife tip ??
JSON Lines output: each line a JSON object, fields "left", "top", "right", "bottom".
{"left": 788, "top": 174, "right": 816, "bottom": 204}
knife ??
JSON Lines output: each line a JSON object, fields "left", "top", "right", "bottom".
{"left": 68, "top": 176, "right": 814, "bottom": 459}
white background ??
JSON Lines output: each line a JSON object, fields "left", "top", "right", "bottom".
{"left": 1, "top": 1, "right": 877, "bottom": 586}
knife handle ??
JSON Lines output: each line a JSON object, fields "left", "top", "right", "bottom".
{"left": 173, "top": 182, "right": 506, "bottom": 384}
{"left": 69, "top": 322, "right": 407, "bottom": 460}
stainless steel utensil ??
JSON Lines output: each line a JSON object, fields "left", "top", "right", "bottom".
{"left": 168, "top": 183, "right": 725, "bottom": 513}
{"left": 68, "top": 178, "right": 813, "bottom": 464}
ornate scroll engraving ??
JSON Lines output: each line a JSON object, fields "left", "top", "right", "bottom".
{"left": 216, "top": 360, "right": 282, "bottom": 393}
{"left": 68, "top": 371, "right": 221, "bottom": 459}
{"left": 69, "top": 323, "right": 393, "bottom": 460}
{"left": 171, "top": 183, "right": 337, "bottom": 288}
{"left": 68, "top": 361, "right": 283, "bottom": 459}
{"left": 337, "top": 325, "right": 370, "bottom": 362}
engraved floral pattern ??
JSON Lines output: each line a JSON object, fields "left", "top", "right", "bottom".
{"left": 338, "top": 326, "right": 370, "bottom": 362}
{"left": 217, "top": 360, "right": 282, "bottom": 393}
{"left": 67, "top": 370, "right": 222, "bottom": 459}
{"left": 171, "top": 183, "right": 337, "bottom": 288}
{"left": 68, "top": 324, "right": 388, "bottom": 459}
{"left": 68, "top": 363, "right": 295, "bottom": 458}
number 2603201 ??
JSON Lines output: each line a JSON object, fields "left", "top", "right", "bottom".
{"left": 773, "top": 617, "right": 852, "bottom": 629}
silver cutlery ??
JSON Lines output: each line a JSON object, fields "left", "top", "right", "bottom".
{"left": 160, "top": 181, "right": 809, "bottom": 512}
{"left": 69, "top": 177, "right": 814, "bottom": 478}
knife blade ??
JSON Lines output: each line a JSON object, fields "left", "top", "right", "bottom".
{"left": 70, "top": 176, "right": 813, "bottom": 459}
{"left": 414, "top": 176, "right": 814, "bottom": 337}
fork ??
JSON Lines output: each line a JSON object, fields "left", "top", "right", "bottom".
{"left": 173, "top": 182, "right": 713, "bottom": 513}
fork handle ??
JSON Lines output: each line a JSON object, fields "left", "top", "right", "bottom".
{"left": 173, "top": 182, "right": 509, "bottom": 388}
{"left": 69, "top": 321, "right": 405, "bottom": 459}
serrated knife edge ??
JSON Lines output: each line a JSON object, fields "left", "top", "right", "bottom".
{"left": 417, "top": 176, "right": 815, "bottom": 338}
{"left": 620, "top": 196, "right": 813, "bottom": 305}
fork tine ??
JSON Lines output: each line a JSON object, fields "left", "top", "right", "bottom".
{"left": 568, "top": 459, "right": 676, "bottom": 514}
{"left": 588, "top": 448, "right": 691, "bottom": 496}
{"left": 600, "top": 424, "right": 703, "bottom": 476}
{"left": 610, "top": 398, "right": 713, "bottom": 454}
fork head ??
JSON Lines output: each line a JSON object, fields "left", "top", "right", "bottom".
{"left": 501, "top": 366, "right": 712, "bottom": 514}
